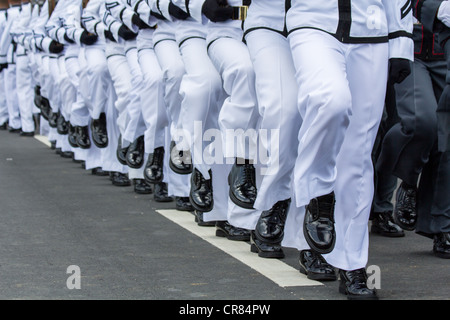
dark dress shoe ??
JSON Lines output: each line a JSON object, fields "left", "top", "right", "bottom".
{"left": 68, "top": 124, "right": 79, "bottom": 148}
{"left": 393, "top": 182, "right": 417, "bottom": 231}
{"left": 228, "top": 160, "right": 257, "bottom": 209}
{"left": 48, "top": 110, "right": 58, "bottom": 128}
{"left": 126, "top": 135, "right": 145, "bottom": 169}
{"left": 20, "top": 131, "right": 34, "bottom": 137}
{"left": 90, "top": 113, "right": 108, "bottom": 148}
{"left": 133, "top": 179, "right": 153, "bottom": 194}
{"left": 110, "top": 171, "right": 131, "bottom": 186}
{"left": 216, "top": 220, "right": 251, "bottom": 241}
{"left": 116, "top": 135, "right": 129, "bottom": 165}
{"left": 371, "top": 211, "right": 404, "bottom": 237}
{"left": 433, "top": 232, "right": 450, "bottom": 259}
{"left": 339, "top": 269, "right": 378, "bottom": 300}
{"left": 91, "top": 167, "right": 109, "bottom": 176}
{"left": 9, "top": 127, "right": 21, "bottom": 133}
{"left": 56, "top": 113, "right": 69, "bottom": 135}
{"left": 50, "top": 140, "right": 56, "bottom": 150}
{"left": 55, "top": 147, "right": 62, "bottom": 155}
{"left": 60, "top": 150, "right": 73, "bottom": 158}
{"left": 154, "top": 182, "right": 174, "bottom": 202}
{"left": 304, "top": 191, "right": 336, "bottom": 254}
{"left": 169, "top": 141, "right": 193, "bottom": 174}
{"left": 250, "top": 199, "right": 291, "bottom": 258}
{"left": 176, "top": 197, "right": 194, "bottom": 211}
{"left": 194, "top": 210, "right": 216, "bottom": 226}
{"left": 299, "top": 250, "right": 337, "bottom": 281}
{"left": 144, "top": 147, "right": 164, "bottom": 183}
{"left": 76, "top": 126, "right": 91, "bottom": 149}
{"left": 0, "top": 121, "right": 8, "bottom": 130}
{"left": 189, "top": 168, "right": 213, "bottom": 212}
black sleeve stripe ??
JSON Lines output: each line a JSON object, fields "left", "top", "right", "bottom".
{"left": 401, "top": 0, "right": 413, "bottom": 19}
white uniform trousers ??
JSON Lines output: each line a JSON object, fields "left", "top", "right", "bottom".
{"left": 4, "top": 63, "right": 21, "bottom": 130}
{"left": 287, "top": 29, "right": 389, "bottom": 270}
{"left": 15, "top": 48, "right": 35, "bottom": 133}
{"left": 0, "top": 71, "right": 8, "bottom": 125}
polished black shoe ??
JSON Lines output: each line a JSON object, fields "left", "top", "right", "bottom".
{"left": 433, "top": 232, "right": 450, "bottom": 259}
{"left": 169, "top": 141, "right": 192, "bottom": 174}
{"left": 339, "top": 269, "right": 378, "bottom": 300}
{"left": 116, "top": 135, "right": 129, "bottom": 165}
{"left": 154, "top": 182, "right": 174, "bottom": 202}
{"left": 48, "top": 110, "right": 58, "bottom": 128}
{"left": 194, "top": 210, "right": 216, "bottom": 226}
{"left": 228, "top": 160, "right": 257, "bottom": 209}
{"left": 393, "top": 182, "right": 417, "bottom": 231}
{"left": 126, "top": 135, "right": 145, "bottom": 169}
{"left": 189, "top": 168, "right": 213, "bottom": 212}
{"left": 40, "top": 97, "right": 51, "bottom": 121}
{"left": 176, "top": 197, "right": 194, "bottom": 211}
{"left": 56, "top": 113, "right": 69, "bottom": 135}
{"left": 144, "top": 147, "right": 164, "bottom": 183}
{"left": 0, "top": 121, "right": 8, "bottom": 130}
{"left": 9, "top": 127, "right": 22, "bottom": 133}
{"left": 50, "top": 140, "right": 56, "bottom": 150}
{"left": 371, "top": 211, "right": 404, "bottom": 237}
{"left": 76, "top": 126, "right": 91, "bottom": 149}
{"left": 110, "top": 171, "right": 131, "bottom": 186}
{"left": 90, "top": 113, "right": 108, "bottom": 148}
{"left": 20, "top": 131, "right": 34, "bottom": 137}
{"left": 304, "top": 191, "right": 336, "bottom": 254}
{"left": 216, "top": 220, "right": 251, "bottom": 241}
{"left": 60, "top": 150, "right": 73, "bottom": 158}
{"left": 250, "top": 199, "right": 291, "bottom": 258}
{"left": 68, "top": 124, "right": 79, "bottom": 148}
{"left": 299, "top": 250, "right": 337, "bottom": 281}
{"left": 133, "top": 178, "right": 153, "bottom": 194}
{"left": 91, "top": 167, "right": 109, "bottom": 176}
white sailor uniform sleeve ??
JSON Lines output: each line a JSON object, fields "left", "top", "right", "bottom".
{"left": 132, "top": 0, "right": 158, "bottom": 28}
{"left": 177, "top": 0, "right": 204, "bottom": 23}
{"left": 0, "top": 8, "right": 20, "bottom": 64}
{"left": 383, "top": 0, "right": 415, "bottom": 61}
{"left": 10, "top": 3, "right": 32, "bottom": 49}
{"left": 82, "top": 0, "right": 107, "bottom": 40}
{"left": 64, "top": 1, "right": 88, "bottom": 46}
{"left": 45, "top": 0, "right": 71, "bottom": 45}
{"left": 105, "top": 0, "right": 139, "bottom": 33}
{"left": 152, "top": 0, "right": 173, "bottom": 20}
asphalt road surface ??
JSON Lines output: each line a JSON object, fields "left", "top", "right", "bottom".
{"left": 0, "top": 129, "right": 448, "bottom": 303}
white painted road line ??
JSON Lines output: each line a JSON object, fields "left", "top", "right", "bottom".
{"left": 156, "top": 209, "right": 323, "bottom": 288}
{"left": 34, "top": 134, "right": 51, "bottom": 147}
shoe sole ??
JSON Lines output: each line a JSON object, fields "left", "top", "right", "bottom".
{"left": 216, "top": 229, "right": 250, "bottom": 242}
{"left": 189, "top": 193, "right": 213, "bottom": 213}
{"left": 338, "top": 284, "right": 379, "bottom": 300}
{"left": 250, "top": 243, "right": 284, "bottom": 258}
{"left": 392, "top": 208, "right": 417, "bottom": 231}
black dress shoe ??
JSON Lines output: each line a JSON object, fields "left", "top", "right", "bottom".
{"left": 304, "top": 191, "right": 336, "bottom": 254}
{"left": 68, "top": 124, "right": 79, "bottom": 148}
{"left": 299, "top": 250, "right": 337, "bottom": 281}
{"left": 116, "top": 135, "right": 129, "bottom": 165}
{"left": 393, "top": 182, "right": 417, "bottom": 231}
{"left": 154, "top": 182, "right": 174, "bottom": 202}
{"left": 0, "top": 121, "right": 8, "bottom": 130}
{"left": 90, "top": 113, "right": 108, "bottom": 148}
{"left": 250, "top": 199, "right": 291, "bottom": 258}
{"left": 50, "top": 140, "right": 56, "bottom": 150}
{"left": 9, "top": 127, "right": 21, "bottom": 133}
{"left": 48, "top": 110, "right": 58, "bottom": 128}
{"left": 433, "top": 232, "right": 450, "bottom": 259}
{"left": 339, "top": 269, "right": 378, "bottom": 300}
{"left": 126, "top": 135, "right": 145, "bottom": 169}
{"left": 175, "top": 197, "right": 194, "bottom": 211}
{"left": 169, "top": 141, "right": 193, "bottom": 174}
{"left": 91, "top": 167, "right": 109, "bottom": 176}
{"left": 76, "top": 126, "right": 91, "bottom": 149}
{"left": 189, "top": 168, "right": 213, "bottom": 212}
{"left": 133, "top": 178, "right": 153, "bottom": 194}
{"left": 371, "top": 211, "right": 404, "bottom": 237}
{"left": 56, "top": 113, "right": 69, "bottom": 135}
{"left": 194, "top": 210, "right": 216, "bottom": 226}
{"left": 144, "top": 147, "right": 164, "bottom": 183}
{"left": 60, "top": 150, "right": 73, "bottom": 158}
{"left": 20, "top": 131, "right": 34, "bottom": 137}
{"left": 110, "top": 171, "right": 131, "bottom": 186}
{"left": 216, "top": 220, "right": 251, "bottom": 241}
{"left": 228, "top": 160, "right": 257, "bottom": 209}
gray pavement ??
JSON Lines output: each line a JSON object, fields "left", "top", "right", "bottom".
{"left": 0, "top": 129, "right": 448, "bottom": 301}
